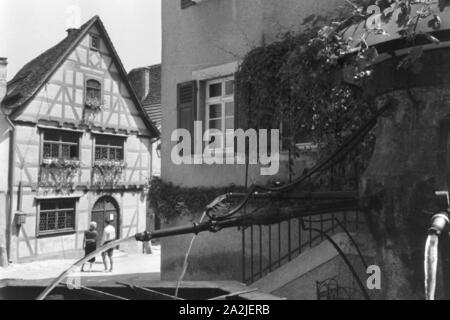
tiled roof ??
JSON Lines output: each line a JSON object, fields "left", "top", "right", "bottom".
{"left": 3, "top": 16, "right": 97, "bottom": 112}
{"left": 3, "top": 16, "right": 159, "bottom": 138}
{"left": 144, "top": 105, "right": 162, "bottom": 128}
{"left": 128, "top": 64, "right": 161, "bottom": 128}
{"left": 142, "top": 64, "right": 161, "bottom": 107}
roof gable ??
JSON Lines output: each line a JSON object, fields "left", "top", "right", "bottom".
{"left": 3, "top": 16, "right": 159, "bottom": 138}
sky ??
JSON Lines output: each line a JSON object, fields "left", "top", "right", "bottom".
{"left": 0, "top": 0, "right": 162, "bottom": 80}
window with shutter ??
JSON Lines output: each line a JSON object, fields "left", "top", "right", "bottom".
{"left": 205, "top": 77, "right": 235, "bottom": 153}
{"left": 177, "top": 81, "right": 197, "bottom": 155}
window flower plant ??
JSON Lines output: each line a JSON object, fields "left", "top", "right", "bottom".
{"left": 85, "top": 96, "right": 104, "bottom": 112}
{"left": 42, "top": 158, "right": 81, "bottom": 169}
{"left": 93, "top": 159, "right": 127, "bottom": 187}
{"left": 40, "top": 158, "right": 81, "bottom": 190}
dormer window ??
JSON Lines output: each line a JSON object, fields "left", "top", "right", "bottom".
{"left": 85, "top": 79, "right": 103, "bottom": 110}
{"left": 90, "top": 35, "right": 100, "bottom": 50}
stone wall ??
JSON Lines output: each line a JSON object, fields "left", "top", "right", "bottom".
{"left": 363, "top": 85, "right": 450, "bottom": 299}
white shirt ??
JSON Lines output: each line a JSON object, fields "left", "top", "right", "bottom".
{"left": 102, "top": 225, "right": 116, "bottom": 244}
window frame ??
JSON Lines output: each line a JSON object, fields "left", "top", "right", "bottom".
{"left": 41, "top": 130, "right": 81, "bottom": 162}
{"left": 90, "top": 34, "right": 100, "bottom": 51}
{"left": 85, "top": 78, "right": 103, "bottom": 106}
{"left": 37, "top": 199, "right": 77, "bottom": 237}
{"left": 204, "top": 76, "right": 235, "bottom": 153}
{"left": 94, "top": 134, "right": 126, "bottom": 162}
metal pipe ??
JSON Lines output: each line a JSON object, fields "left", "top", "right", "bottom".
{"left": 3, "top": 112, "right": 15, "bottom": 263}
{"left": 136, "top": 199, "right": 363, "bottom": 243}
{"left": 424, "top": 191, "right": 450, "bottom": 300}
{"left": 425, "top": 212, "right": 450, "bottom": 300}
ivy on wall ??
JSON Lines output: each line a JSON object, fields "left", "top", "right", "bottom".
{"left": 148, "top": 178, "right": 245, "bottom": 222}
{"left": 236, "top": 14, "right": 378, "bottom": 169}
{"left": 236, "top": 0, "right": 445, "bottom": 175}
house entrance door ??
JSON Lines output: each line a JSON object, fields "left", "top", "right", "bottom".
{"left": 91, "top": 196, "right": 120, "bottom": 246}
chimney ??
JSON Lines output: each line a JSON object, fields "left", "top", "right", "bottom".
{"left": 0, "top": 58, "right": 7, "bottom": 102}
{"left": 66, "top": 28, "right": 78, "bottom": 36}
{"left": 148, "top": 65, "right": 161, "bottom": 104}
{"left": 128, "top": 68, "right": 150, "bottom": 101}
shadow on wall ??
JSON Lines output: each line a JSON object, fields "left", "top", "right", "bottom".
{"left": 162, "top": 251, "right": 244, "bottom": 282}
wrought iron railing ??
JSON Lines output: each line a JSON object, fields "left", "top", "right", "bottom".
{"left": 242, "top": 210, "right": 362, "bottom": 284}
{"left": 240, "top": 104, "right": 379, "bottom": 284}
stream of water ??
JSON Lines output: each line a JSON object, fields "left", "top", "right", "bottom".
{"left": 38, "top": 211, "right": 208, "bottom": 300}
{"left": 36, "top": 236, "right": 135, "bottom": 300}
{"left": 174, "top": 212, "right": 207, "bottom": 298}
{"left": 424, "top": 234, "right": 439, "bottom": 300}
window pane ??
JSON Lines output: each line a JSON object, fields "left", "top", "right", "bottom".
{"left": 96, "top": 135, "right": 124, "bottom": 147}
{"left": 57, "top": 212, "right": 66, "bottom": 229}
{"left": 95, "top": 147, "right": 101, "bottom": 160}
{"left": 209, "top": 119, "right": 222, "bottom": 130}
{"left": 209, "top": 83, "right": 222, "bottom": 98}
{"left": 109, "top": 138, "right": 123, "bottom": 147}
{"left": 60, "top": 200, "right": 75, "bottom": 209}
{"left": 51, "top": 144, "right": 59, "bottom": 158}
{"left": 100, "top": 147, "right": 108, "bottom": 160}
{"left": 96, "top": 136, "right": 109, "bottom": 146}
{"left": 70, "top": 145, "right": 78, "bottom": 159}
{"left": 41, "top": 202, "right": 57, "bottom": 211}
{"left": 47, "top": 212, "right": 56, "bottom": 230}
{"left": 225, "top": 80, "right": 235, "bottom": 95}
{"left": 43, "top": 143, "right": 51, "bottom": 158}
{"left": 116, "top": 149, "right": 123, "bottom": 160}
{"left": 109, "top": 148, "right": 117, "bottom": 160}
{"left": 87, "top": 79, "right": 101, "bottom": 90}
{"left": 60, "top": 132, "right": 79, "bottom": 144}
{"left": 225, "top": 102, "right": 234, "bottom": 117}
{"left": 66, "top": 212, "right": 75, "bottom": 229}
{"left": 61, "top": 145, "right": 70, "bottom": 159}
{"left": 225, "top": 118, "right": 235, "bottom": 130}
{"left": 43, "top": 132, "right": 60, "bottom": 142}
{"left": 91, "top": 36, "right": 100, "bottom": 50}
{"left": 39, "top": 214, "right": 47, "bottom": 231}
{"left": 87, "top": 88, "right": 101, "bottom": 100}
{"left": 209, "top": 104, "right": 222, "bottom": 119}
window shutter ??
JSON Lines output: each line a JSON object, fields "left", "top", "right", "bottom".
{"left": 181, "top": 0, "right": 195, "bottom": 9}
{"left": 177, "top": 81, "right": 197, "bottom": 154}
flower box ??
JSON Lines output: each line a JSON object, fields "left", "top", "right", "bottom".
{"left": 85, "top": 96, "right": 104, "bottom": 111}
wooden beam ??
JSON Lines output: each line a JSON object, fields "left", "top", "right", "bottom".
{"left": 80, "top": 286, "right": 129, "bottom": 300}
{"left": 209, "top": 289, "right": 258, "bottom": 300}
{"left": 117, "top": 282, "right": 184, "bottom": 300}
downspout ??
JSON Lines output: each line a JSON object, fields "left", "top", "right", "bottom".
{"left": 2, "top": 107, "right": 15, "bottom": 263}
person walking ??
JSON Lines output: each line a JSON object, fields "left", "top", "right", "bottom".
{"left": 101, "top": 217, "right": 116, "bottom": 273}
{"left": 82, "top": 222, "right": 98, "bottom": 272}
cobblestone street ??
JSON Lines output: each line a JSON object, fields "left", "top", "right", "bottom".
{"left": 0, "top": 244, "right": 161, "bottom": 281}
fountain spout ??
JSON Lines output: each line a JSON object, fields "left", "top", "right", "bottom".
{"left": 424, "top": 191, "right": 450, "bottom": 300}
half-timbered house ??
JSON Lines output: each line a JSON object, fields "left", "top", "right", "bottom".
{"left": 0, "top": 16, "right": 159, "bottom": 262}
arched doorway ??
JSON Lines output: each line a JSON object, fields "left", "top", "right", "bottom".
{"left": 91, "top": 196, "right": 120, "bottom": 246}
